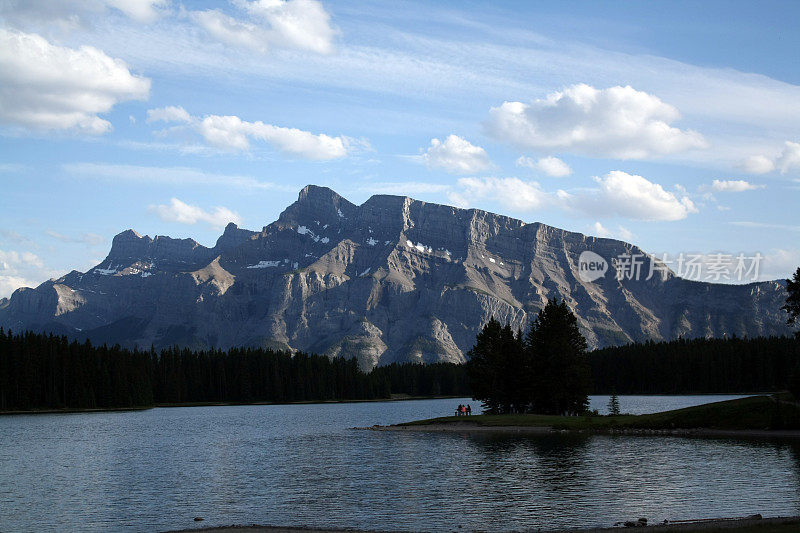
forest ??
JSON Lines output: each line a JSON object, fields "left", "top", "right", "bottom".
{"left": 0, "top": 328, "right": 468, "bottom": 411}
{"left": 590, "top": 335, "right": 800, "bottom": 394}
{"left": 466, "top": 299, "right": 591, "bottom": 415}
{"left": 1, "top": 326, "right": 799, "bottom": 412}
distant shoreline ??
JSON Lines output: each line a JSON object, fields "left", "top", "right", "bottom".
{"left": 0, "top": 393, "right": 782, "bottom": 417}
{"left": 366, "top": 422, "right": 800, "bottom": 439}
{"left": 0, "top": 394, "right": 466, "bottom": 416}
{"left": 168, "top": 515, "right": 800, "bottom": 533}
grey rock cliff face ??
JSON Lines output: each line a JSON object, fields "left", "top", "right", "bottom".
{"left": 0, "top": 185, "right": 790, "bottom": 370}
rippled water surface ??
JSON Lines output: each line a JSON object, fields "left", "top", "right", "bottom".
{"left": 1, "top": 395, "right": 799, "bottom": 532}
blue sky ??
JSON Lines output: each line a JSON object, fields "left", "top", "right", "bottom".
{"left": 1, "top": 0, "right": 799, "bottom": 297}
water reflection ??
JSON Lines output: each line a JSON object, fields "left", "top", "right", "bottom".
{"left": 1, "top": 398, "right": 799, "bottom": 532}
{"left": 466, "top": 433, "right": 591, "bottom": 494}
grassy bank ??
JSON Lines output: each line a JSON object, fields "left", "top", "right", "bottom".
{"left": 398, "top": 395, "right": 800, "bottom": 431}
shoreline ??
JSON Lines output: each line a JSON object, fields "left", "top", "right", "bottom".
{"left": 2, "top": 393, "right": 779, "bottom": 417}
{"left": 0, "top": 394, "right": 467, "bottom": 416}
{"left": 364, "top": 422, "right": 800, "bottom": 438}
{"left": 168, "top": 516, "right": 800, "bottom": 533}
{"left": 373, "top": 396, "right": 800, "bottom": 438}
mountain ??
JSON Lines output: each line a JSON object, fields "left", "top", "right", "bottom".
{"left": 0, "top": 185, "right": 790, "bottom": 370}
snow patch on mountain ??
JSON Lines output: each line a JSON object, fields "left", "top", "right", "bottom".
{"left": 247, "top": 260, "right": 281, "bottom": 269}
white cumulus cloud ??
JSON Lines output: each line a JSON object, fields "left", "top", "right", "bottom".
{"left": 741, "top": 141, "right": 800, "bottom": 175}
{"left": 589, "top": 222, "right": 634, "bottom": 241}
{"left": 447, "top": 177, "right": 548, "bottom": 212}
{"left": 420, "top": 135, "right": 491, "bottom": 174}
{"left": 777, "top": 141, "right": 800, "bottom": 174}
{"left": 199, "top": 115, "right": 348, "bottom": 158}
{"left": 590, "top": 221, "right": 612, "bottom": 238}
{"left": 191, "top": 10, "right": 270, "bottom": 53}
{"left": 0, "top": 0, "right": 169, "bottom": 29}
{"left": 0, "top": 29, "right": 150, "bottom": 134}
{"left": 191, "top": 0, "right": 336, "bottom": 55}
{"left": 147, "top": 106, "right": 353, "bottom": 159}
{"left": 516, "top": 155, "right": 572, "bottom": 177}
{"left": 150, "top": 198, "right": 242, "bottom": 229}
{"left": 710, "top": 179, "right": 764, "bottom": 192}
{"left": 0, "top": 250, "right": 44, "bottom": 269}
{"left": 0, "top": 274, "right": 33, "bottom": 299}
{"left": 563, "top": 171, "right": 697, "bottom": 221}
{"left": 104, "top": 0, "right": 169, "bottom": 23}
{"left": 486, "top": 84, "right": 708, "bottom": 160}
{"left": 760, "top": 249, "right": 800, "bottom": 281}
{"left": 146, "top": 105, "right": 192, "bottom": 124}
{"left": 0, "top": 248, "right": 59, "bottom": 298}
{"left": 740, "top": 155, "right": 776, "bottom": 174}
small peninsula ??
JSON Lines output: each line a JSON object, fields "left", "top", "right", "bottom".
{"left": 373, "top": 395, "right": 800, "bottom": 437}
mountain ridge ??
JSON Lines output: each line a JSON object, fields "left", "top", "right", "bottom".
{"left": 0, "top": 184, "right": 789, "bottom": 369}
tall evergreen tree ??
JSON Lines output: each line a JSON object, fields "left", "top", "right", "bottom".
{"left": 608, "top": 393, "right": 620, "bottom": 415}
{"left": 465, "top": 300, "right": 591, "bottom": 415}
{"left": 526, "top": 298, "right": 591, "bottom": 415}
{"left": 784, "top": 267, "right": 800, "bottom": 337}
{"left": 465, "top": 317, "right": 505, "bottom": 414}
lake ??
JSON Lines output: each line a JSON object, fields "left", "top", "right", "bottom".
{"left": 1, "top": 395, "right": 798, "bottom": 532}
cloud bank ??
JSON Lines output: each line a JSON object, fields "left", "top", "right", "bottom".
{"left": 147, "top": 105, "right": 353, "bottom": 159}
{"left": 421, "top": 135, "right": 490, "bottom": 174}
{"left": 561, "top": 171, "right": 697, "bottom": 221}
{"left": 191, "top": 0, "right": 336, "bottom": 55}
{"left": 589, "top": 222, "right": 633, "bottom": 241}
{"left": 486, "top": 84, "right": 708, "bottom": 159}
{"left": 0, "top": 29, "right": 150, "bottom": 133}
{"left": 0, "top": 248, "right": 54, "bottom": 298}
{"left": 516, "top": 155, "right": 571, "bottom": 177}
{"left": 711, "top": 179, "right": 763, "bottom": 192}
{"left": 742, "top": 141, "right": 800, "bottom": 175}
{"left": 448, "top": 177, "right": 548, "bottom": 211}
{"left": 0, "top": 0, "right": 169, "bottom": 28}
{"left": 150, "top": 198, "right": 242, "bottom": 229}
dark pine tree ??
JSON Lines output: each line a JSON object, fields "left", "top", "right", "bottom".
{"left": 465, "top": 317, "right": 505, "bottom": 414}
{"left": 608, "top": 393, "right": 620, "bottom": 415}
{"left": 526, "top": 298, "right": 591, "bottom": 415}
{"left": 784, "top": 267, "right": 800, "bottom": 338}
{"left": 464, "top": 318, "right": 526, "bottom": 414}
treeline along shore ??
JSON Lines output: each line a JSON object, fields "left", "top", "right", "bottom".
{"left": 0, "top": 328, "right": 467, "bottom": 411}
{"left": 590, "top": 335, "right": 800, "bottom": 394}
{"left": 1, "top": 327, "right": 799, "bottom": 412}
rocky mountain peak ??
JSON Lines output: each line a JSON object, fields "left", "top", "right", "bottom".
{"left": 362, "top": 193, "right": 412, "bottom": 208}
{"left": 298, "top": 184, "right": 341, "bottom": 203}
{"left": 112, "top": 228, "right": 147, "bottom": 245}
{"left": 0, "top": 185, "right": 790, "bottom": 370}
{"left": 280, "top": 184, "right": 356, "bottom": 225}
{"left": 107, "top": 229, "right": 153, "bottom": 263}
{"left": 359, "top": 194, "right": 416, "bottom": 233}
{"left": 214, "top": 222, "right": 257, "bottom": 252}
{"left": 102, "top": 229, "right": 211, "bottom": 272}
